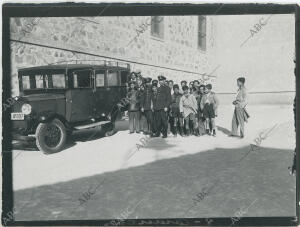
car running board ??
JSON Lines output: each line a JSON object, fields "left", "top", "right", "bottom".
{"left": 74, "top": 121, "right": 111, "bottom": 130}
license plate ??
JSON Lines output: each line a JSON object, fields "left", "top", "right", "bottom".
{"left": 11, "top": 112, "right": 24, "bottom": 120}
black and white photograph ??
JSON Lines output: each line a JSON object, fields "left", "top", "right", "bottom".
{"left": 2, "top": 2, "right": 299, "bottom": 226}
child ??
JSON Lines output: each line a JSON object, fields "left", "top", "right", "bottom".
{"left": 127, "top": 81, "right": 140, "bottom": 133}
{"left": 201, "top": 84, "right": 219, "bottom": 136}
{"left": 179, "top": 85, "right": 199, "bottom": 136}
{"left": 170, "top": 84, "right": 184, "bottom": 137}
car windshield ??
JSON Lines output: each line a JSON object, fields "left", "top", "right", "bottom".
{"left": 22, "top": 74, "right": 66, "bottom": 90}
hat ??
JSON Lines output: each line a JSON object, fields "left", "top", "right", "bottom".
{"left": 145, "top": 77, "right": 152, "bottom": 83}
{"left": 206, "top": 84, "right": 212, "bottom": 89}
{"left": 152, "top": 79, "right": 158, "bottom": 84}
{"left": 158, "top": 75, "right": 166, "bottom": 81}
{"left": 237, "top": 77, "right": 245, "bottom": 84}
{"left": 173, "top": 84, "right": 179, "bottom": 90}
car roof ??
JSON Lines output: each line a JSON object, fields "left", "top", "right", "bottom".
{"left": 18, "top": 64, "right": 130, "bottom": 72}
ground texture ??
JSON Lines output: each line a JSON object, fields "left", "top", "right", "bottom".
{"left": 12, "top": 105, "right": 296, "bottom": 220}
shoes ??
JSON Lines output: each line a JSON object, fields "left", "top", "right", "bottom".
{"left": 212, "top": 129, "right": 216, "bottom": 136}
{"left": 162, "top": 135, "right": 167, "bottom": 138}
{"left": 206, "top": 129, "right": 210, "bottom": 135}
{"left": 129, "top": 132, "right": 134, "bottom": 134}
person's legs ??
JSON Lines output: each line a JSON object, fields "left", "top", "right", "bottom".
{"left": 185, "top": 115, "right": 190, "bottom": 136}
{"left": 191, "top": 114, "right": 199, "bottom": 136}
{"left": 151, "top": 111, "right": 157, "bottom": 136}
{"left": 145, "top": 110, "right": 153, "bottom": 134}
{"left": 155, "top": 111, "right": 161, "bottom": 136}
{"left": 128, "top": 111, "right": 134, "bottom": 133}
{"left": 235, "top": 107, "right": 245, "bottom": 138}
{"left": 211, "top": 118, "right": 216, "bottom": 136}
{"left": 198, "top": 116, "right": 206, "bottom": 136}
{"left": 231, "top": 108, "right": 239, "bottom": 136}
{"left": 161, "top": 110, "right": 168, "bottom": 137}
{"left": 135, "top": 111, "right": 140, "bottom": 133}
{"left": 173, "top": 117, "right": 178, "bottom": 137}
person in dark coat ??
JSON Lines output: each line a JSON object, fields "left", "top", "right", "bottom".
{"left": 141, "top": 77, "right": 153, "bottom": 135}
{"left": 151, "top": 75, "right": 172, "bottom": 138}
{"left": 127, "top": 81, "right": 141, "bottom": 133}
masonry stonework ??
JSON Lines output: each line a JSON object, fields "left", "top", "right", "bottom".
{"left": 10, "top": 16, "right": 216, "bottom": 97}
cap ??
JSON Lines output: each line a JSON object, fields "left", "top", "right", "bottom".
{"left": 158, "top": 75, "right": 166, "bottom": 81}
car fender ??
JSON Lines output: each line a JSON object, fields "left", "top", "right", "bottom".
{"left": 37, "top": 111, "right": 67, "bottom": 125}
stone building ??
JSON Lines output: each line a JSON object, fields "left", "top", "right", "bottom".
{"left": 10, "top": 14, "right": 295, "bottom": 104}
{"left": 10, "top": 15, "right": 216, "bottom": 97}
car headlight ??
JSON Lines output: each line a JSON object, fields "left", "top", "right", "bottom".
{"left": 21, "top": 103, "right": 32, "bottom": 115}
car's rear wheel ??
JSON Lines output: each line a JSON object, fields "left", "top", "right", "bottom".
{"left": 104, "top": 122, "right": 115, "bottom": 137}
{"left": 35, "top": 119, "right": 67, "bottom": 154}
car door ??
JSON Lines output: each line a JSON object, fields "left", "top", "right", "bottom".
{"left": 94, "top": 69, "right": 107, "bottom": 119}
{"left": 66, "top": 69, "right": 95, "bottom": 123}
{"left": 106, "top": 69, "right": 122, "bottom": 116}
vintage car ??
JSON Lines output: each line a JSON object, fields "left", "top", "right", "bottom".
{"left": 11, "top": 61, "right": 130, "bottom": 154}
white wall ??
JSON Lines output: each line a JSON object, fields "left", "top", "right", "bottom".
{"left": 211, "top": 14, "right": 295, "bottom": 104}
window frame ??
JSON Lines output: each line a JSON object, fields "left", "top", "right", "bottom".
{"left": 106, "top": 69, "right": 120, "bottom": 87}
{"left": 198, "top": 16, "right": 207, "bottom": 51}
{"left": 72, "top": 69, "right": 93, "bottom": 89}
{"left": 95, "top": 70, "right": 106, "bottom": 88}
{"left": 151, "top": 16, "right": 164, "bottom": 40}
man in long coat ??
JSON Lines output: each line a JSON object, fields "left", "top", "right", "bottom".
{"left": 151, "top": 75, "right": 172, "bottom": 138}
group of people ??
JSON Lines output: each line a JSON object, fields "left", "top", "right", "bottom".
{"left": 124, "top": 70, "right": 222, "bottom": 138}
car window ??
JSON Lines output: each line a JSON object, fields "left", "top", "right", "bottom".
{"left": 22, "top": 75, "right": 31, "bottom": 90}
{"left": 52, "top": 74, "right": 66, "bottom": 88}
{"left": 35, "top": 75, "right": 44, "bottom": 89}
{"left": 73, "top": 70, "right": 92, "bottom": 88}
{"left": 96, "top": 70, "right": 105, "bottom": 87}
{"left": 120, "top": 71, "right": 128, "bottom": 85}
{"left": 107, "top": 70, "right": 119, "bottom": 86}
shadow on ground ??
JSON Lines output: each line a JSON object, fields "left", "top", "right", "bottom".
{"left": 14, "top": 144, "right": 296, "bottom": 221}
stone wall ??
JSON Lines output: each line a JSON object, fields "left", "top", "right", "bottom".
{"left": 10, "top": 16, "right": 216, "bottom": 97}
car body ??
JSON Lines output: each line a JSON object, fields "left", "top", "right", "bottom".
{"left": 11, "top": 61, "right": 130, "bottom": 153}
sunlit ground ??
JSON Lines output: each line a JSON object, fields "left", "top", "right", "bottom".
{"left": 13, "top": 104, "right": 296, "bottom": 220}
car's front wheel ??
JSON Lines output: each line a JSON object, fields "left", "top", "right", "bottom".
{"left": 35, "top": 119, "right": 67, "bottom": 154}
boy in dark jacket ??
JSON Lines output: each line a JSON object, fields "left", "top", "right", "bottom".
{"left": 170, "top": 84, "right": 184, "bottom": 137}
{"left": 127, "top": 81, "right": 141, "bottom": 133}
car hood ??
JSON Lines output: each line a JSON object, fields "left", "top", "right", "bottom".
{"left": 19, "top": 93, "right": 65, "bottom": 102}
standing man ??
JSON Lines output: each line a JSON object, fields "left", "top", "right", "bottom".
{"left": 230, "top": 77, "right": 249, "bottom": 138}
{"left": 152, "top": 75, "right": 172, "bottom": 138}
{"left": 141, "top": 77, "right": 153, "bottom": 135}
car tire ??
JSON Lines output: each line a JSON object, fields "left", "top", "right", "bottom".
{"left": 35, "top": 119, "right": 67, "bottom": 154}
{"left": 104, "top": 122, "right": 115, "bottom": 137}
